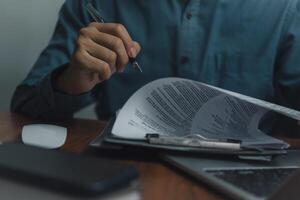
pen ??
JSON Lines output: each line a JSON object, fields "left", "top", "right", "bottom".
{"left": 86, "top": 3, "right": 143, "bottom": 72}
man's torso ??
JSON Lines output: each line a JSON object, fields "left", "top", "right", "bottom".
{"left": 91, "top": 0, "right": 293, "bottom": 118}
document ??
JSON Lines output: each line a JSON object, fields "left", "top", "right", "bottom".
{"left": 112, "top": 78, "right": 296, "bottom": 149}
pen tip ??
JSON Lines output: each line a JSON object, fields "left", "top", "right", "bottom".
{"left": 133, "top": 61, "right": 143, "bottom": 72}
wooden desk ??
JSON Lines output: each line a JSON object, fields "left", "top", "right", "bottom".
{"left": 1, "top": 112, "right": 300, "bottom": 200}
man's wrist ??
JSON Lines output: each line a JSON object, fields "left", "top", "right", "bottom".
{"left": 52, "top": 64, "right": 81, "bottom": 95}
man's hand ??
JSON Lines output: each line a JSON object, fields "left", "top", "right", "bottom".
{"left": 55, "top": 22, "right": 141, "bottom": 95}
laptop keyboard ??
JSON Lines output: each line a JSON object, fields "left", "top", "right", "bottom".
{"left": 205, "top": 167, "right": 299, "bottom": 197}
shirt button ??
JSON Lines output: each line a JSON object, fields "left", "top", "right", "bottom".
{"left": 186, "top": 12, "right": 193, "bottom": 20}
{"left": 180, "top": 56, "right": 189, "bottom": 64}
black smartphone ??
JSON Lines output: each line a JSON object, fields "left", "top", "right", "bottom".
{"left": 0, "top": 143, "right": 138, "bottom": 197}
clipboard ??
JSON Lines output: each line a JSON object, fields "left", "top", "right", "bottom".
{"left": 89, "top": 116, "right": 287, "bottom": 156}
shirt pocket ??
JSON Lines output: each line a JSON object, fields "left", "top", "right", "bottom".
{"left": 204, "top": 53, "right": 274, "bottom": 100}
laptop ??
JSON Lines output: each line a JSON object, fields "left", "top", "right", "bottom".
{"left": 162, "top": 150, "right": 300, "bottom": 200}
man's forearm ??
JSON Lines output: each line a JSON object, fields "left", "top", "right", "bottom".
{"left": 11, "top": 69, "right": 95, "bottom": 119}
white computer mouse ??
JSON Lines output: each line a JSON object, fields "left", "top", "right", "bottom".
{"left": 21, "top": 124, "right": 67, "bottom": 149}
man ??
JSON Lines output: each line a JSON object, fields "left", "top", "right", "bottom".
{"left": 11, "top": 0, "right": 300, "bottom": 133}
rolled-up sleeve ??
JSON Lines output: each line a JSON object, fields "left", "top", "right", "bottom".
{"left": 10, "top": 0, "right": 96, "bottom": 119}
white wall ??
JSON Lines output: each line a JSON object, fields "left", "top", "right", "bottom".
{"left": 0, "top": 0, "right": 64, "bottom": 111}
{"left": 0, "top": 0, "right": 97, "bottom": 119}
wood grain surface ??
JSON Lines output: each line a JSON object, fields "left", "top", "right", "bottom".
{"left": 1, "top": 112, "right": 300, "bottom": 199}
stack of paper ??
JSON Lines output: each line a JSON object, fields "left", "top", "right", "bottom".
{"left": 112, "top": 78, "right": 295, "bottom": 150}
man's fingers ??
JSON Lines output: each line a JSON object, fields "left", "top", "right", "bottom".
{"left": 84, "top": 51, "right": 112, "bottom": 81}
{"left": 89, "top": 22, "right": 137, "bottom": 56}
{"left": 77, "top": 23, "right": 142, "bottom": 76}
{"left": 90, "top": 32, "right": 129, "bottom": 71}
{"left": 74, "top": 50, "right": 112, "bottom": 81}
{"left": 83, "top": 39, "right": 118, "bottom": 73}
{"left": 133, "top": 41, "right": 141, "bottom": 56}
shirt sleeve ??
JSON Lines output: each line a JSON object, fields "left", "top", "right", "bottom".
{"left": 274, "top": 1, "right": 300, "bottom": 110}
{"left": 10, "top": 0, "right": 96, "bottom": 119}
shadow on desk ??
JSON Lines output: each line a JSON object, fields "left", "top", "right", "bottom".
{"left": 86, "top": 145, "right": 161, "bottom": 162}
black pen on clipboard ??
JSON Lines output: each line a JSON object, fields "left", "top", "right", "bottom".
{"left": 86, "top": 3, "right": 143, "bottom": 72}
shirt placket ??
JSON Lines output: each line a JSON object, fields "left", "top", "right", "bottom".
{"left": 177, "top": 0, "right": 204, "bottom": 79}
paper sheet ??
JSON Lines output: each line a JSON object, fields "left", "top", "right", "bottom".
{"left": 112, "top": 78, "right": 292, "bottom": 149}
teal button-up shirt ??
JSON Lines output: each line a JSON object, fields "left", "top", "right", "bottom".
{"left": 11, "top": 0, "right": 300, "bottom": 130}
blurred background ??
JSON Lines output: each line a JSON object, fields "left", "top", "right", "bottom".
{"left": 0, "top": 0, "right": 96, "bottom": 119}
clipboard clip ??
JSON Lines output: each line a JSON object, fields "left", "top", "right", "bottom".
{"left": 145, "top": 134, "right": 264, "bottom": 152}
